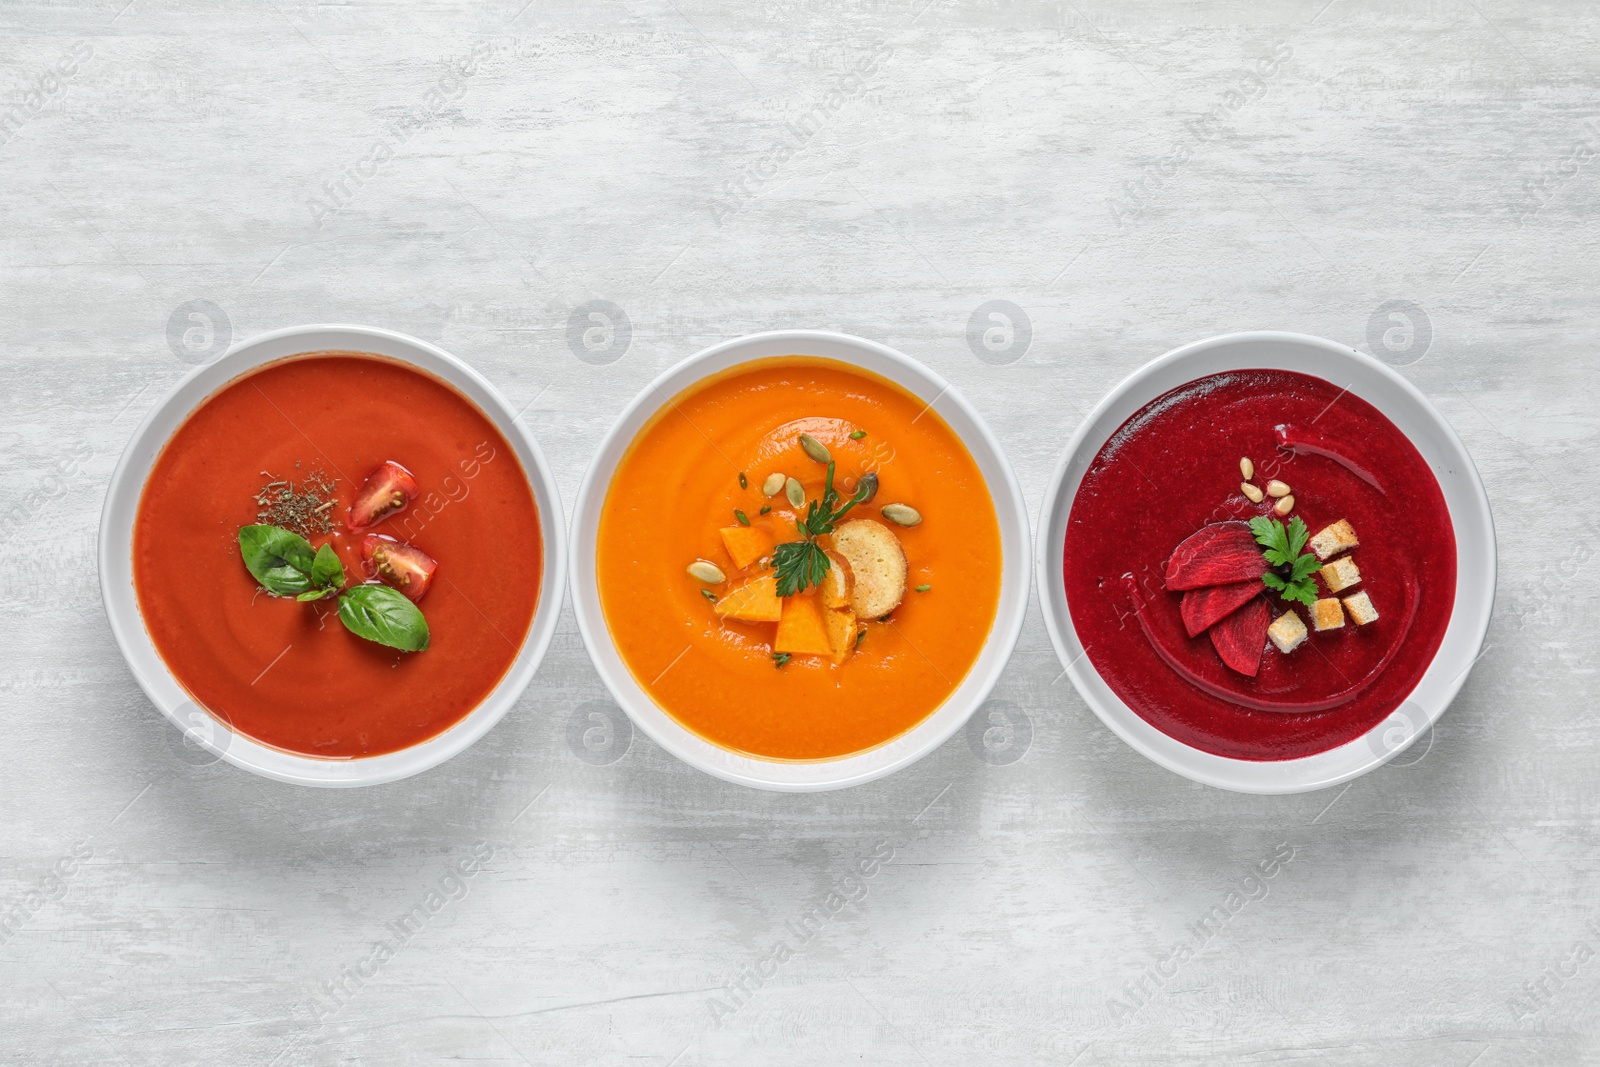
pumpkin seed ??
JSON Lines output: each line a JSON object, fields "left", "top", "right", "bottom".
{"left": 738, "top": 471, "right": 747, "bottom": 489}
{"left": 880, "top": 503, "right": 922, "bottom": 527}
{"left": 850, "top": 429, "right": 867, "bottom": 440}
{"left": 734, "top": 509, "right": 750, "bottom": 526}
{"left": 761, "top": 472, "right": 785, "bottom": 496}
{"left": 785, "top": 477, "right": 805, "bottom": 509}
{"left": 853, "top": 471, "right": 879, "bottom": 504}
{"left": 915, "top": 584, "right": 931, "bottom": 592}
{"left": 798, "top": 433, "right": 831, "bottom": 464}
{"left": 687, "top": 560, "right": 725, "bottom": 584}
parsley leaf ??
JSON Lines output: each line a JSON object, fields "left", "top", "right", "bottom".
{"left": 1287, "top": 552, "right": 1321, "bottom": 583}
{"left": 1285, "top": 515, "right": 1310, "bottom": 557}
{"left": 1249, "top": 514, "right": 1308, "bottom": 566}
{"left": 1250, "top": 516, "right": 1321, "bottom": 607}
{"left": 773, "top": 540, "right": 830, "bottom": 597}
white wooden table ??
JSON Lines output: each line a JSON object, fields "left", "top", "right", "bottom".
{"left": 2, "top": 1, "right": 1596, "bottom": 1063}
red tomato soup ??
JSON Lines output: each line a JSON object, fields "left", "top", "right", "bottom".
{"left": 133, "top": 353, "right": 542, "bottom": 758}
{"left": 1064, "top": 369, "right": 1456, "bottom": 761}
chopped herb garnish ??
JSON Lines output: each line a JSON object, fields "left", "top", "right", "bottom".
{"left": 1250, "top": 515, "right": 1321, "bottom": 607}
{"left": 772, "top": 652, "right": 791, "bottom": 668}
{"left": 734, "top": 508, "right": 751, "bottom": 526}
{"left": 253, "top": 467, "right": 339, "bottom": 538}
{"left": 772, "top": 463, "right": 878, "bottom": 597}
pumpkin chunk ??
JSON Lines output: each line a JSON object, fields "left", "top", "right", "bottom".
{"left": 774, "top": 591, "right": 832, "bottom": 656}
{"left": 824, "top": 607, "right": 859, "bottom": 664}
{"left": 714, "top": 576, "right": 782, "bottom": 624}
{"left": 719, "top": 525, "right": 774, "bottom": 571}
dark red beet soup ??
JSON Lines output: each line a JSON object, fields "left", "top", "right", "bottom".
{"left": 1064, "top": 369, "right": 1456, "bottom": 760}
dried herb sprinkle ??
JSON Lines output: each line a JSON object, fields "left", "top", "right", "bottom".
{"left": 254, "top": 467, "right": 340, "bottom": 539}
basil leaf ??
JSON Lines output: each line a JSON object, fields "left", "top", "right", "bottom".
{"left": 337, "top": 584, "right": 429, "bottom": 652}
{"left": 296, "top": 588, "right": 335, "bottom": 602}
{"left": 310, "top": 543, "right": 346, "bottom": 591}
{"left": 239, "top": 524, "right": 316, "bottom": 596}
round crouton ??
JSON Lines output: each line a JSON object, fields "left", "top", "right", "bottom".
{"left": 830, "top": 519, "right": 907, "bottom": 619}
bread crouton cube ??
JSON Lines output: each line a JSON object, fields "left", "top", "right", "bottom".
{"left": 1342, "top": 591, "right": 1379, "bottom": 626}
{"left": 824, "top": 607, "right": 859, "bottom": 664}
{"left": 713, "top": 576, "right": 782, "bottom": 624}
{"left": 719, "top": 525, "right": 774, "bottom": 571}
{"left": 1309, "top": 519, "right": 1359, "bottom": 561}
{"left": 774, "top": 592, "right": 832, "bottom": 656}
{"left": 1310, "top": 598, "right": 1345, "bottom": 631}
{"left": 1318, "top": 556, "right": 1362, "bottom": 594}
{"left": 820, "top": 551, "right": 855, "bottom": 611}
{"left": 1267, "top": 610, "right": 1308, "bottom": 653}
{"left": 830, "top": 519, "right": 907, "bottom": 619}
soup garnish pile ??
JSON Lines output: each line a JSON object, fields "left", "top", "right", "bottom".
{"left": 237, "top": 459, "right": 435, "bottom": 653}
{"left": 686, "top": 433, "right": 927, "bottom": 669}
{"left": 1160, "top": 462, "right": 1382, "bottom": 678}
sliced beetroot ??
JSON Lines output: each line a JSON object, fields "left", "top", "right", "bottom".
{"left": 1164, "top": 521, "right": 1268, "bottom": 591}
{"left": 1208, "top": 596, "right": 1271, "bottom": 677}
{"left": 1180, "top": 580, "right": 1264, "bottom": 637}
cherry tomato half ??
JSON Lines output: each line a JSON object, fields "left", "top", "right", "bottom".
{"left": 360, "top": 534, "right": 437, "bottom": 602}
{"left": 347, "top": 461, "right": 418, "bottom": 531}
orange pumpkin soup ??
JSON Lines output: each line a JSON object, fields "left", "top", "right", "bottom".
{"left": 596, "top": 358, "right": 1002, "bottom": 760}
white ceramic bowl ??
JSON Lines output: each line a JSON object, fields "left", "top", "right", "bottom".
{"left": 1037, "top": 331, "right": 1495, "bottom": 794}
{"left": 569, "top": 331, "right": 1031, "bottom": 791}
{"left": 98, "top": 325, "right": 567, "bottom": 787}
